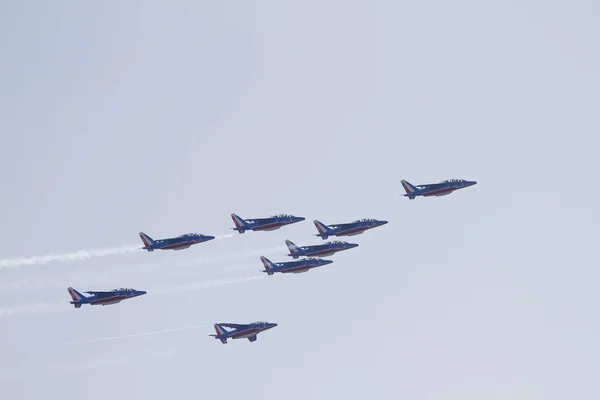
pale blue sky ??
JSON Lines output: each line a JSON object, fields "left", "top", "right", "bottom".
{"left": 1, "top": 1, "right": 599, "bottom": 399}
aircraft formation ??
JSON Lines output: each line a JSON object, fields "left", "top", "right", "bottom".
{"left": 66, "top": 178, "right": 476, "bottom": 343}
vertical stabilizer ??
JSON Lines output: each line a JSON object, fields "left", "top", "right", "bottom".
{"left": 67, "top": 287, "right": 86, "bottom": 308}
{"left": 401, "top": 180, "right": 418, "bottom": 199}
{"left": 211, "top": 324, "right": 228, "bottom": 344}
{"left": 260, "top": 256, "right": 276, "bottom": 275}
{"left": 231, "top": 213, "right": 248, "bottom": 233}
{"left": 139, "top": 232, "right": 156, "bottom": 250}
{"left": 313, "top": 220, "right": 331, "bottom": 239}
{"left": 285, "top": 240, "right": 301, "bottom": 258}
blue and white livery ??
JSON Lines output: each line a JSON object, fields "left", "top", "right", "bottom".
{"left": 210, "top": 321, "right": 278, "bottom": 343}
{"left": 285, "top": 239, "right": 358, "bottom": 259}
{"left": 401, "top": 178, "right": 477, "bottom": 199}
{"left": 67, "top": 287, "right": 147, "bottom": 308}
{"left": 260, "top": 255, "right": 333, "bottom": 275}
{"left": 230, "top": 213, "right": 305, "bottom": 233}
{"left": 313, "top": 218, "right": 388, "bottom": 240}
{"left": 138, "top": 232, "right": 215, "bottom": 251}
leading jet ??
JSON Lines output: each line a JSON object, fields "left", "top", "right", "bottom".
{"left": 260, "top": 256, "right": 333, "bottom": 275}
{"left": 230, "top": 213, "right": 305, "bottom": 234}
{"left": 285, "top": 239, "right": 358, "bottom": 259}
{"left": 210, "top": 321, "right": 278, "bottom": 343}
{"left": 313, "top": 218, "right": 388, "bottom": 240}
{"left": 401, "top": 178, "right": 477, "bottom": 199}
{"left": 138, "top": 232, "right": 215, "bottom": 251}
{"left": 67, "top": 287, "right": 147, "bottom": 308}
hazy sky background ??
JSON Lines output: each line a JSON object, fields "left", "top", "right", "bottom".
{"left": 1, "top": 1, "right": 599, "bottom": 399}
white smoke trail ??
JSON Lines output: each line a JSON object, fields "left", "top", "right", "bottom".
{"left": 0, "top": 275, "right": 266, "bottom": 318}
{"left": 0, "top": 233, "right": 237, "bottom": 270}
{"left": 0, "top": 245, "right": 141, "bottom": 269}
{"left": 64, "top": 324, "right": 210, "bottom": 345}
{"left": 150, "top": 275, "right": 265, "bottom": 296}
{"left": 148, "top": 245, "right": 286, "bottom": 270}
{"left": 0, "top": 246, "right": 285, "bottom": 294}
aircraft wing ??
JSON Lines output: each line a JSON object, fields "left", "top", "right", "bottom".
{"left": 419, "top": 183, "right": 444, "bottom": 189}
{"left": 250, "top": 218, "right": 272, "bottom": 223}
{"left": 218, "top": 323, "right": 247, "bottom": 329}
{"left": 85, "top": 291, "right": 114, "bottom": 296}
{"left": 330, "top": 223, "right": 354, "bottom": 229}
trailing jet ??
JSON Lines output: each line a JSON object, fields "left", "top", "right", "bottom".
{"left": 285, "top": 239, "right": 358, "bottom": 259}
{"left": 67, "top": 287, "right": 147, "bottom": 308}
{"left": 313, "top": 218, "right": 388, "bottom": 240}
{"left": 230, "top": 213, "right": 305, "bottom": 233}
{"left": 210, "top": 321, "right": 278, "bottom": 343}
{"left": 401, "top": 178, "right": 477, "bottom": 199}
{"left": 260, "top": 255, "right": 333, "bottom": 275}
{"left": 138, "top": 232, "right": 215, "bottom": 251}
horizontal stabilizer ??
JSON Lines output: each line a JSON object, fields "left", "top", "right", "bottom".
{"left": 209, "top": 334, "right": 228, "bottom": 344}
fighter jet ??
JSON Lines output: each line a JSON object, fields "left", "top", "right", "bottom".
{"left": 313, "top": 218, "right": 388, "bottom": 240}
{"left": 67, "top": 287, "right": 147, "bottom": 308}
{"left": 285, "top": 239, "right": 358, "bottom": 259}
{"left": 230, "top": 213, "right": 305, "bottom": 233}
{"left": 210, "top": 321, "right": 278, "bottom": 343}
{"left": 138, "top": 232, "right": 215, "bottom": 251}
{"left": 401, "top": 178, "right": 477, "bottom": 199}
{"left": 260, "top": 255, "right": 333, "bottom": 275}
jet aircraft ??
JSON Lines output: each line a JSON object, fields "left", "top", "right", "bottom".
{"left": 138, "top": 232, "right": 215, "bottom": 251}
{"left": 230, "top": 213, "right": 305, "bottom": 233}
{"left": 260, "top": 255, "right": 333, "bottom": 275}
{"left": 285, "top": 239, "right": 358, "bottom": 259}
{"left": 210, "top": 321, "right": 278, "bottom": 343}
{"left": 401, "top": 178, "right": 477, "bottom": 199}
{"left": 313, "top": 218, "right": 388, "bottom": 240}
{"left": 67, "top": 287, "right": 147, "bottom": 308}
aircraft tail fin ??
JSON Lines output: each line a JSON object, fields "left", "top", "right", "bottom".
{"left": 401, "top": 180, "right": 417, "bottom": 199}
{"left": 260, "top": 256, "right": 276, "bottom": 275}
{"left": 285, "top": 240, "right": 301, "bottom": 256}
{"left": 313, "top": 220, "right": 331, "bottom": 239}
{"left": 210, "top": 324, "right": 228, "bottom": 343}
{"left": 230, "top": 213, "right": 248, "bottom": 233}
{"left": 67, "top": 287, "right": 85, "bottom": 307}
{"left": 138, "top": 232, "right": 155, "bottom": 249}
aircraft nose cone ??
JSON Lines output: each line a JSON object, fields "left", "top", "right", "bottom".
{"left": 138, "top": 290, "right": 147, "bottom": 296}
{"left": 379, "top": 220, "right": 388, "bottom": 225}
{"left": 271, "top": 323, "right": 278, "bottom": 328}
{"left": 350, "top": 243, "right": 359, "bottom": 248}
{"left": 206, "top": 236, "right": 216, "bottom": 241}
{"left": 296, "top": 217, "right": 306, "bottom": 221}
